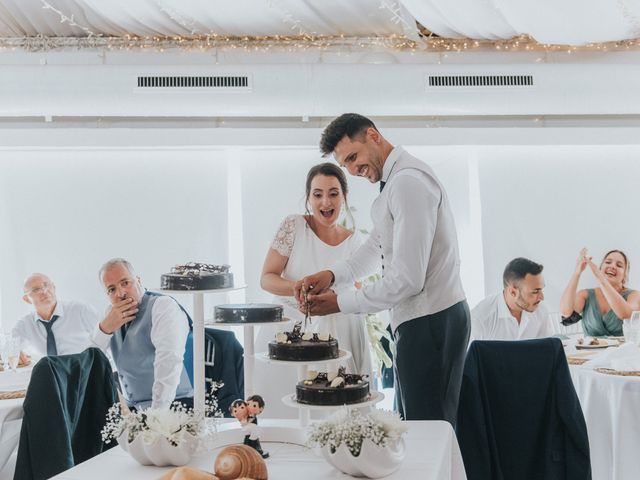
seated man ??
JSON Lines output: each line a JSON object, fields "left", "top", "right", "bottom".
{"left": 90, "top": 258, "right": 193, "bottom": 410}
{"left": 471, "top": 257, "right": 555, "bottom": 341}
{"left": 12, "top": 273, "right": 99, "bottom": 357}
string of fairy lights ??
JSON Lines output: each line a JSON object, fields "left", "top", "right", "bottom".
{"left": 2, "top": 33, "right": 640, "bottom": 54}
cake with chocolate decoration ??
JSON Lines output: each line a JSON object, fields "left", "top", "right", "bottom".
{"left": 268, "top": 322, "right": 339, "bottom": 361}
{"left": 214, "top": 303, "right": 283, "bottom": 323}
{"left": 296, "top": 366, "right": 370, "bottom": 405}
{"left": 161, "top": 263, "right": 234, "bottom": 290}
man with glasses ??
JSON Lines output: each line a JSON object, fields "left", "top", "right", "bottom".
{"left": 12, "top": 273, "right": 99, "bottom": 357}
{"left": 470, "top": 257, "right": 555, "bottom": 342}
{"left": 90, "top": 258, "right": 193, "bottom": 410}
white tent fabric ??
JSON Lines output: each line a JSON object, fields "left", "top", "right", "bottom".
{"left": 0, "top": 0, "right": 416, "bottom": 38}
{"left": 402, "top": 0, "right": 640, "bottom": 45}
{"left": 0, "top": 0, "right": 638, "bottom": 45}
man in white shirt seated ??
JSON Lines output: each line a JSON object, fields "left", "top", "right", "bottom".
{"left": 471, "top": 257, "right": 555, "bottom": 341}
{"left": 12, "top": 273, "right": 99, "bottom": 357}
{"left": 90, "top": 258, "right": 193, "bottom": 410}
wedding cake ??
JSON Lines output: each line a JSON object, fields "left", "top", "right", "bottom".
{"left": 161, "top": 263, "right": 234, "bottom": 290}
{"left": 214, "top": 304, "right": 283, "bottom": 323}
{"left": 268, "top": 322, "right": 339, "bottom": 361}
{"left": 296, "top": 366, "right": 370, "bottom": 406}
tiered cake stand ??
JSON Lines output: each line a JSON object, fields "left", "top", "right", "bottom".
{"left": 256, "top": 348, "right": 384, "bottom": 428}
{"left": 152, "top": 285, "right": 246, "bottom": 413}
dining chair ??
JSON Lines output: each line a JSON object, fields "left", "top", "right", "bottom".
{"left": 204, "top": 327, "right": 244, "bottom": 416}
{"left": 456, "top": 338, "right": 591, "bottom": 480}
{"left": 14, "top": 348, "right": 117, "bottom": 480}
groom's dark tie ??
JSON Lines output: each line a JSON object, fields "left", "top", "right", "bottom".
{"left": 379, "top": 180, "right": 386, "bottom": 192}
{"left": 39, "top": 315, "right": 59, "bottom": 356}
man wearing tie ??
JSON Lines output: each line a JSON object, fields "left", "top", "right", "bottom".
{"left": 296, "top": 113, "right": 470, "bottom": 425}
{"left": 90, "top": 258, "right": 193, "bottom": 410}
{"left": 12, "top": 273, "right": 99, "bottom": 357}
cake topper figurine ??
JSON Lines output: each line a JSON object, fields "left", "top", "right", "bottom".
{"left": 229, "top": 397, "right": 269, "bottom": 459}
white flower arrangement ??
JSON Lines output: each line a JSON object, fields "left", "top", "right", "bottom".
{"left": 101, "top": 382, "right": 224, "bottom": 448}
{"left": 308, "top": 408, "right": 408, "bottom": 457}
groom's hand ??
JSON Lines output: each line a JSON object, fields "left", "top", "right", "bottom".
{"left": 293, "top": 270, "right": 335, "bottom": 303}
{"left": 298, "top": 290, "right": 341, "bottom": 316}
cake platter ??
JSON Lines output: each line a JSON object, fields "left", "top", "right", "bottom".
{"left": 281, "top": 391, "right": 385, "bottom": 412}
{"left": 204, "top": 317, "right": 291, "bottom": 327}
{"left": 254, "top": 349, "right": 352, "bottom": 365}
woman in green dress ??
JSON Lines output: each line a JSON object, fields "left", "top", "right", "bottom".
{"left": 560, "top": 248, "right": 640, "bottom": 337}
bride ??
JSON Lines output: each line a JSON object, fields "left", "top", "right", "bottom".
{"left": 254, "top": 162, "right": 373, "bottom": 418}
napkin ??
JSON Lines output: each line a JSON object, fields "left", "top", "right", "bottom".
{"left": 583, "top": 343, "right": 640, "bottom": 371}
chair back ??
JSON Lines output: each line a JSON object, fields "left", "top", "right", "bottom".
{"left": 14, "top": 348, "right": 117, "bottom": 480}
{"left": 456, "top": 339, "right": 591, "bottom": 480}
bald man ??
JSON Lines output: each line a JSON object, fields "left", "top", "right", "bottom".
{"left": 12, "top": 273, "right": 99, "bottom": 357}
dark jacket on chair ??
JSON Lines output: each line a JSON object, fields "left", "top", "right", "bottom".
{"left": 14, "top": 348, "right": 117, "bottom": 480}
{"left": 456, "top": 338, "right": 591, "bottom": 480}
{"left": 204, "top": 328, "right": 243, "bottom": 416}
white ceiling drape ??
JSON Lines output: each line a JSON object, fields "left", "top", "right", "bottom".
{"left": 0, "top": 0, "right": 416, "bottom": 38}
{"left": 0, "top": 0, "right": 638, "bottom": 45}
{"left": 401, "top": 0, "right": 640, "bottom": 45}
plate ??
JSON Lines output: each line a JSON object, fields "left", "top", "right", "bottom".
{"left": 575, "top": 339, "right": 619, "bottom": 349}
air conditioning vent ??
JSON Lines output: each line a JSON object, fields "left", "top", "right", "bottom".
{"left": 427, "top": 75, "right": 533, "bottom": 88}
{"left": 136, "top": 75, "right": 251, "bottom": 90}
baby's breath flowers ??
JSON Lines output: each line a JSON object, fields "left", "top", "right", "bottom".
{"left": 101, "top": 382, "right": 224, "bottom": 447}
{"left": 308, "top": 408, "right": 407, "bottom": 457}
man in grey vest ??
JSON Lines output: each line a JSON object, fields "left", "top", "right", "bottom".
{"left": 295, "top": 113, "right": 470, "bottom": 425}
{"left": 90, "top": 258, "right": 193, "bottom": 410}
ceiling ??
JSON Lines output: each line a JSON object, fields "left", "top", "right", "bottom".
{"left": 0, "top": 0, "right": 637, "bottom": 47}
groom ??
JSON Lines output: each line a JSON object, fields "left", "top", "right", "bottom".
{"left": 295, "top": 113, "right": 470, "bottom": 425}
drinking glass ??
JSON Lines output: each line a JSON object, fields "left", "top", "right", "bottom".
{"left": 624, "top": 311, "right": 640, "bottom": 346}
{"left": 0, "top": 334, "right": 19, "bottom": 373}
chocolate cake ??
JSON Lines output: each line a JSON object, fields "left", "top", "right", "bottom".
{"left": 268, "top": 323, "right": 339, "bottom": 361}
{"left": 214, "top": 304, "right": 283, "bottom": 323}
{"left": 296, "top": 367, "right": 370, "bottom": 406}
{"left": 161, "top": 263, "right": 234, "bottom": 290}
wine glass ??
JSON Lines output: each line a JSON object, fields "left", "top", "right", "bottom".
{"left": 3, "top": 338, "right": 20, "bottom": 373}
{"left": 624, "top": 311, "right": 640, "bottom": 346}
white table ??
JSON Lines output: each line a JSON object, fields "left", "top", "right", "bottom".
{"left": 50, "top": 420, "right": 467, "bottom": 479}
{"left": 0, "top": 366, "right": 32, "bottom": 470}
{"left": 565, "top": 339, "right": 640, "bottom": 480}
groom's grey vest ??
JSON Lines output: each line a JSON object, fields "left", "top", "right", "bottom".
{"left": 110, "top": 292, "right": 193, "bottom": 408}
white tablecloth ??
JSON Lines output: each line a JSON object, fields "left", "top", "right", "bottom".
{"left": 566, "top": 340, "right": 640, "bottom": 480}
{"left": 0, "top": 367, "right": 31, "bottom": 470}
{"left": 51, "top": 420, "right": 467, "bottom": 480}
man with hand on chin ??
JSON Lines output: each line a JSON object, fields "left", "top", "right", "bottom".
{"left": 295, "top": 113, "right": 470, "bottom": 425}
{"left": 90, "top": 258, "right": 193, "bottom": 410}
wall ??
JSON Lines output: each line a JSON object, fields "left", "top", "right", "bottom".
{"left": 1, "top": 139, "right": 639, "bottom": 331}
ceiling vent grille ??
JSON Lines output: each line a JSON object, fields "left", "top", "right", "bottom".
{"left": 428, "top": 75, "right": 533, "bottom": 88}
{"left": 136, "top": 75, "right": 251, "bottom": 89}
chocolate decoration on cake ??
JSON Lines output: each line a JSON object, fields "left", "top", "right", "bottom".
{"left": 214, "top": 304, "right": 283, "bottom": 323}
{"left": 296, "top": 366, "right": 370, "bottom": 406}
{"left": 161, "top": 263, "right": 234, "bottom": 290}
{"left": 268, "top": 322, "right": 339, "bottom": 361}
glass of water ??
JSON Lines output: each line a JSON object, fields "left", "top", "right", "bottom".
{"left": 624, "top": 311, "right": 640, "bottom": 346}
